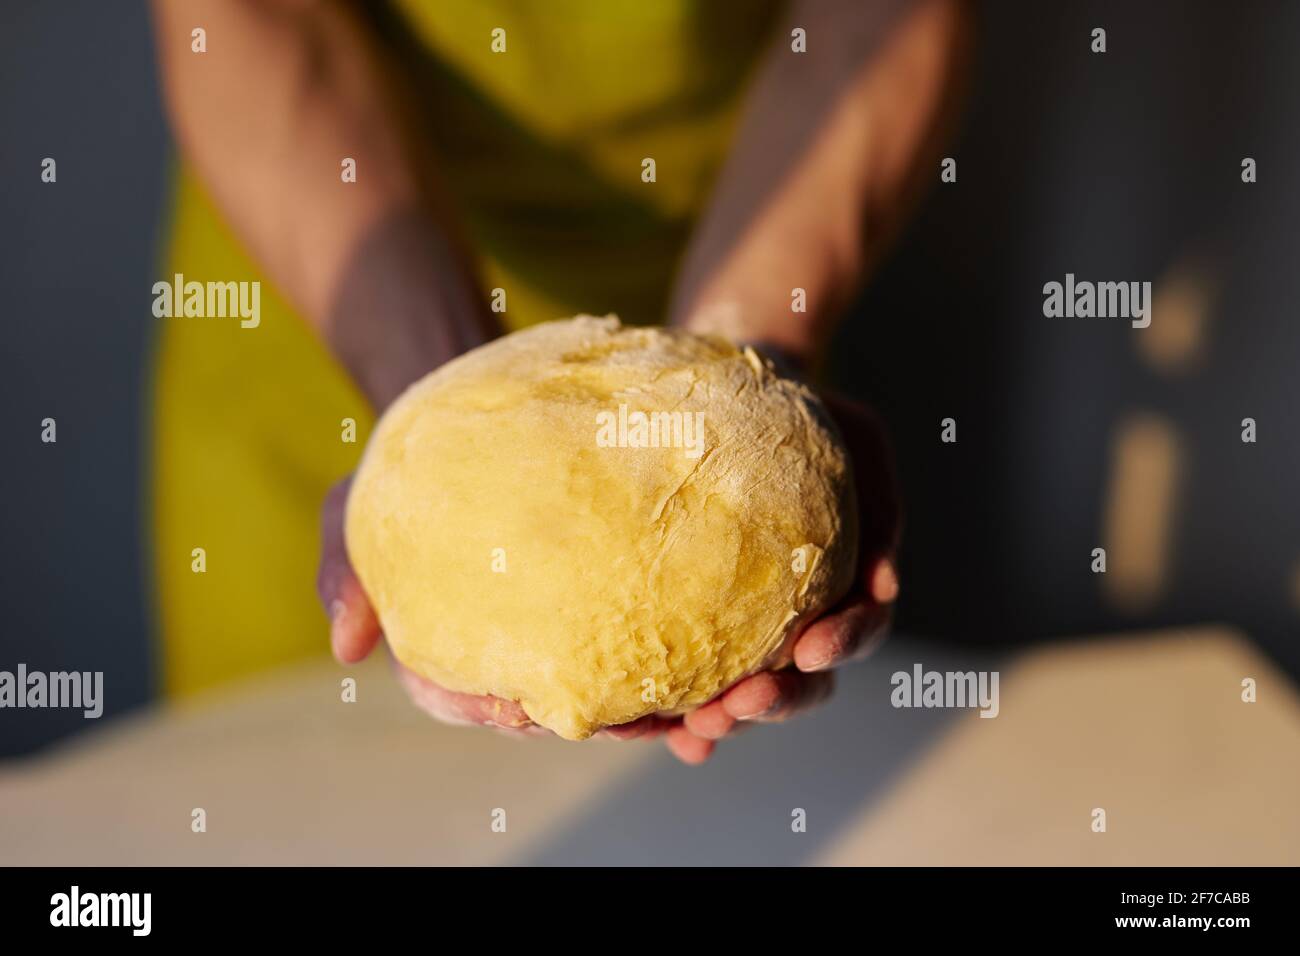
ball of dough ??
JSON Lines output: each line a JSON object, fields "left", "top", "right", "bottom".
{"left": 345, "top": 316, "right": 857, "bottom": 740}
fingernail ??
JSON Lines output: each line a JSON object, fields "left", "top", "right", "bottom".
{"left": 873, "top": 560, "right": 899, "bottom": 603}
{"left": 800, "top": 654, "right": 834, "bottom": 673}
{"left": 732, "top": 701, "right": 777, "bottom": 720}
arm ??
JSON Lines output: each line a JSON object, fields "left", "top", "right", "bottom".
{"left": 149, "top": 0, "right": 494, "bottom": 407}
{"left": 672, "top": 0, "right": 970, "bottom": 370}
{"left": 661, "top": 0, "right": 970, "bottom": 763}
{"left": 151, "top": 1, "right": 517, "bottom": 736}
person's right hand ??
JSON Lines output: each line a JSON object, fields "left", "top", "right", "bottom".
{"left": 317, "top": 476, "right": 543, "bottom": 734}
{"left": 317, "top": 476, "right": 680, "bottom": 744}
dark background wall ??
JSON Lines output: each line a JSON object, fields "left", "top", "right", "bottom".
{"left": 2, "top": 1, "right": 1296, "bottom": 757}
{"left": 838, "top": 1, "right": 1300, "bottom": 662}
{"left": 1, "top": 1, "right": 166, "bottom": 754}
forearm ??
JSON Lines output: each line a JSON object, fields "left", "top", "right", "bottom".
{"left": 150, "top": 0, "right": 492, "bottom": 407}
{"left": 673, "top": 0, "right": 969, "bottom": 370}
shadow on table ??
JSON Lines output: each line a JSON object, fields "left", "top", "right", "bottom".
{"left": 523, "top": 635, "right": 1005, "bottom": 865}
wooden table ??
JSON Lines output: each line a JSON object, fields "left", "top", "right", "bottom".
{"left": 3, "top": 627, "right": 1297, "bottom": 865}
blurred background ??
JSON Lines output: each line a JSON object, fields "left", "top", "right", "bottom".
{"left": 1, "top": 1, "right": 1297, "bottom": 864}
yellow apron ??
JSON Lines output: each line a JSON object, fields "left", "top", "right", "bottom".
{"left": 153, "top": 0, "right": 781, "bottom": 698}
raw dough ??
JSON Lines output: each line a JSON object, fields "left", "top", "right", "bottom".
{"left": 346, "top": 316, "right": 857, "bottom": 739}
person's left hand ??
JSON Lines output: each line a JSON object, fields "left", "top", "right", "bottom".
{"left": 650, "top": 391, "right": 902, "bottom": 764}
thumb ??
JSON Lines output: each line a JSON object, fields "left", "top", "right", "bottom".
{"left": 316, "top": 477, "right": 382, "bottom": 664}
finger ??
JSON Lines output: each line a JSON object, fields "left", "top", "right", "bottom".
{"left": 665, "top": 724, "right": 715, "bottom": 765}
{"left": 756, "top": 670, "right": 835, "bottom": 723}
{"left": 327, "top": 577, "right": 383, "bottom": 665}
{"left": 393, "top": 661, "right": 537, "bottom": 731}
{"left": 317, "top": 478, "right": 383, "bottom": 664}
{"left": 637, "top": 716, "right": 678, "bottom": 740}
{"left": 720, "top": 670, "right": 792, "bottom": 720}
{"left": 793, "top": 597, "right": 890, "bottom": 672}
{"left": 793, "top": 554, "right": 898, "bottom": 673}
{"left": 599, "top": 724, "right": 648, "bottom": 741}
{"left": 492, "top": 723, "right": 553, "bottom": 739}
{"left": 870, "top": 557, "right": 900, "bottom": 604}
{"left": 599, "top": 714, "right": 678, "bottom": 741}
{"left": 682, "top": 697, "right": 737, "bottom": 740}
{"left": 720, "top": 668, "right": 834, "bottom": 723}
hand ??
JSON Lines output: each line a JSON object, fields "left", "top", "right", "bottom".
{"left": 316, "top": 392, "right": 900, "bottom": 762}
{"left": 316, "top": 477, "right": 546, "bottom": 735}
{"left": 319, "top": 477, "right": 695, "bottom": 744}
{"left": 664, "top": 391, "right": 902, "bottom": 764}
{"left": 318, "top": 478, "right": 682, "bottom": 742}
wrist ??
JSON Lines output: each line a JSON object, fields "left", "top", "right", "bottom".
{"left": 677, "top": 295, "right": 822, "bottom": 379}
{"left": 325, "top": 208, "right": 496, "bottom": 409}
